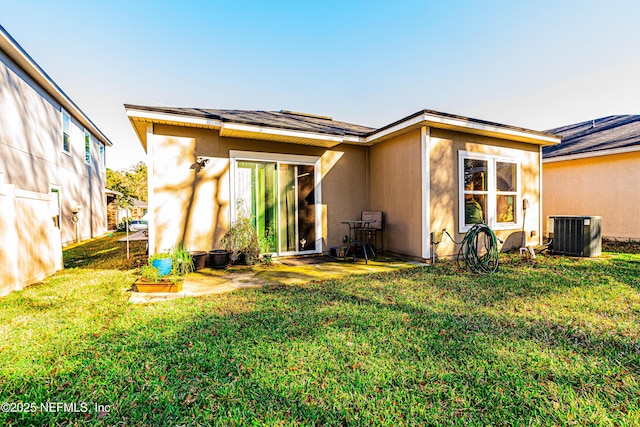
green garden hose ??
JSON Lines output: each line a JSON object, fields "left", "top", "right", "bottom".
{"left": 445, "top": 223, "right": 500, "bottom": 273}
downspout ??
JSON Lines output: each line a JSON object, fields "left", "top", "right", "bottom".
{"left": 421, "top": 126, "right": 431, "bottom": 260}
{"left": 89, "top": 161, "right": 93, "bottom": 238}
{"left": 539, "top": 146, "right": 543, "bottom": 246}
{"left": 146, "top": 123, "right": 155, "bottom": 255}
{"left": 364, "top": 145, "right": 370, "bottom": 210}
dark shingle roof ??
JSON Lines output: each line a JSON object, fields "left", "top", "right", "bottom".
{"left": 126, "top": 104, "right": 559, "bottom": 146}
{"left": 543, "top": 115, "right": 640, "bottom": 158}
{"left": 126, "top": 106, "right": 375, "bottom": 137}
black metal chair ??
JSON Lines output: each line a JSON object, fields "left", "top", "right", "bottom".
{"left": 352, "top": 226, "right": 375, "bottom": 263}
{"left": 361, "top": 211, "right": 383, "bottom": 253}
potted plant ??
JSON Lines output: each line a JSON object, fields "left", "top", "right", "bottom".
{"left": 220, "top": 199, "right": 260, "bottom": 265}
{"left": 134, "top": 263, "right": 183, "bottom": 293}
{"left": 188, "top": 251, "right": 208, "bottom": 270}
{"left": 134, "top": 245, "right": 194, "bottom": 293}
{"left": 149, "top": 251, "right": 172, "bottom": 276}
{"left": 208, "top": 249, "right": 230, "bottom": 269}
{"left": 171, "top": 244, "right": 194, "bottom": 276}
{"left": 259, "top": 234, "right": 275, "bottom": 266}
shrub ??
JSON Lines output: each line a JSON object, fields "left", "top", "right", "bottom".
{"left": 220, "top": 199, "right": 260, "bottom": 265}
{"left": 171, "top": 244, "right": 194, "bottom": 276}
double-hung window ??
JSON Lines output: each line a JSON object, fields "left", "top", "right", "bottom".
{"left": 62, "top": 111, "right": 71, "bottom": 154}
{"left": 459, "top": 151, "right": 519, "bottom": 232}
{"left": 84, "top": 130, "right": 91, "bottom": 165}
{"left": 99, "top": 143, "right": 106, "bottom": 169}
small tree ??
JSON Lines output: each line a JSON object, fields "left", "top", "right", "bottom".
{"left": 106, "top": 162, "right": 148, "bottom": 203}
{"left": 113, "top": 194, "right": 134, "bottom": 259}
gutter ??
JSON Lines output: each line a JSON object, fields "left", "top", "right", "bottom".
{"left": 126, "top": 108, "right": 223, "bottom": 129}
{"left": 125, "top": 107, "right": 365, "bottom": 147}
{"left": 543, "top": 145, "right": 640, "bottom": 163}
{"left": 125, "top": 106, "right": 561, "bottom": 148}
{"left": 365, "top": 111, "right": 560, "bottom": 146}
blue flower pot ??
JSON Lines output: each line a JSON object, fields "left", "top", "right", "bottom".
{"left": 152, "top": 258, "right": 172, "bottom": 276}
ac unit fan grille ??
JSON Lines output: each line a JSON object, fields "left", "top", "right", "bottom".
{"left": 549, "top": 216, "right": 601, "bottom": 257}
{"left": 554, "top": 217, "right": 584, "bottom": 256}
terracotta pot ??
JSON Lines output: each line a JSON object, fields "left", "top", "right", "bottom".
{"left": 134, "top": 279, "right": 183, "bottom": 293}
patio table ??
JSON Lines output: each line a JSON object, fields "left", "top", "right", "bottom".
{"left": 340, "top": 220, "right": 377, "bottom": 263}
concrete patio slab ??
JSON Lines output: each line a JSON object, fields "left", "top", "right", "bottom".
{"left": 128, "top": 256, "right": 427, "bottom": 304}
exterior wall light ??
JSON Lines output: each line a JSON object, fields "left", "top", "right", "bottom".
{"left": 71, "top": 202, "right": 81, "bottom": 215}
{"left": 71, "top": 201, "right": 81, "bottom": 242}
{"left": 193, "top": 157, "right": 210, "bottom": 172}
{"left": 196, "top": 158, "right": 210, "bottom": 169}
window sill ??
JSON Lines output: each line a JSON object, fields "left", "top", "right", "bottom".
{"left": 459, "top": 223, "right": 521, "bottom": 234}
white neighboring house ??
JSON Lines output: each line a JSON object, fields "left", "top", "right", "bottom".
{"left": 0, "top": 24, "right": 113, "bottom": 295}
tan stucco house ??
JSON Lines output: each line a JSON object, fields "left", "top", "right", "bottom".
{"left": 0, "top": 25, "right": 112, "bottom": 295}
{"left": 543, "top": 115, "right": 640, "bottom": 240}
{"left": 126, "top": 105, "right": 559, "bottom": 260}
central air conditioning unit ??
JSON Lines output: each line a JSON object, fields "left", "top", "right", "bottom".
{"left": 548, "top": 216, "right": 602, "bottom": 257}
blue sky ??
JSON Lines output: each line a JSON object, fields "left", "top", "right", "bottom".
{"left": 3, "top": 0, "right": 640, "bottom": 169}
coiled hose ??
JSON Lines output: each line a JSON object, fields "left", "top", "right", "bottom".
{"left": 446, "top": 223, "right": 500, "bottom": 273}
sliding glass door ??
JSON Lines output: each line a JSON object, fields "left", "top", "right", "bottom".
{"left": 236, "top": 161, "right": 278, "bottom": 251}
{"left": 233, "top": 153, "right": 319, "bottom": 255}
{"left": 278, "top": 163, "right": 316, "bottom": 253}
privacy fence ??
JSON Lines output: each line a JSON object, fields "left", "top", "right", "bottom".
{"left": 0, "top": 184, "right": 62, "bottom": 296}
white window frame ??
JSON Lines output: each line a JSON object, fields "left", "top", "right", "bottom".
{"left": 458, "top": 150, "right": 521, "bottom": 233}
{"left": 99, "top": 143, "right": 106, "bottom": 169}
{"left": 229, "top": 150, "right": 323, "bottom": 256}
{"left": 62, "top": 110, "right": 71, "bottom": 155}
{"left": 84, "top": 129, "right": 91, "bottom": 165}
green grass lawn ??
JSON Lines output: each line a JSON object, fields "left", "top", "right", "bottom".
{"left": 0, "top": 235, "right": 638, "bottom": 426}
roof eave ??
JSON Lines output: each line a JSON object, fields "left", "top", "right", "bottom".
{"left": 125, "top": 107, "right": 366, "bottom": 149}
{"left": 125, "top": 105, "right": 561, "bottom": 150}
{"left": 0, "top": 25, "right": 113, "bottom": 147}
{"left": 543, "top": 145, "right": 640, "bottom": 163}
{"left": 219, "top": 122, "right": 363, "bottom": 147}
{"left": 366, "top": 111, "right": 560, "bottom": 146}
{"left": 125, "top": 107, "right": 225, "bottom": 153}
